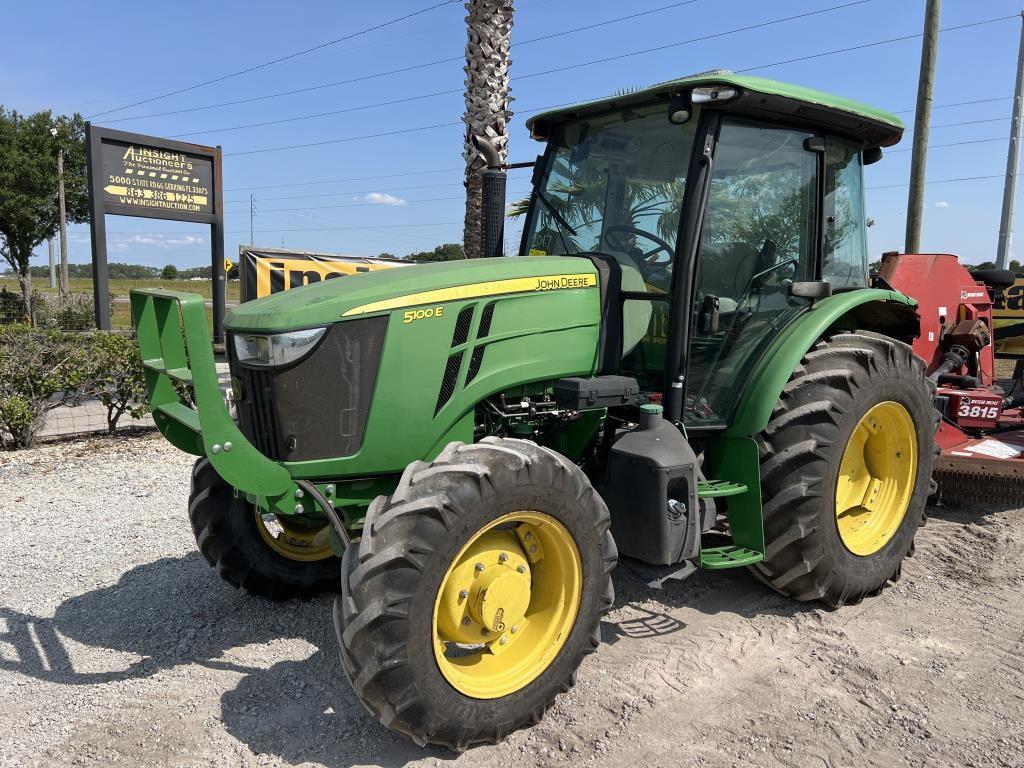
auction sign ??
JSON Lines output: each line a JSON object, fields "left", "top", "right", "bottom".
{"left": 239, "top": 247, "right": 407, "bottom": 302}
{"left": 86, "top": 125, "right": 225, "bottom": 337}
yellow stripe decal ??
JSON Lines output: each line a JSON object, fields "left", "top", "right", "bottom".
{"left": 341, "top": 273, "right": 597, "bottom": 316}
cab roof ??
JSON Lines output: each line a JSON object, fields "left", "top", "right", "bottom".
{"left": 526, "top": 71, "right": 905, "bottom": 149}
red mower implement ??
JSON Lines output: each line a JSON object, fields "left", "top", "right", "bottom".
{"left": 878, "top": 252, "right": 1024, "bottom": 504}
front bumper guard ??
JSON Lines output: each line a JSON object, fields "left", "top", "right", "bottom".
{"left": 130, "top": 289, "right": 294, "bottom": 506}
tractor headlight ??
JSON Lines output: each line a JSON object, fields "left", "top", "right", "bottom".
{"left": 233, "top": 327, "right": 326, "bottom": 367}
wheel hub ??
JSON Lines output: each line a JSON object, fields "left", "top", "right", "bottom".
{"left": 432, "top": 512, "right": 582, "bottom": 699}
{"left": 835, "top": 401, "right": 917, "bottom": 556}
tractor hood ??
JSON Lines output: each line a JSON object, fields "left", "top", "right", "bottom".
{"left": 224, "top": 256, "right": 602, "bottom": 332}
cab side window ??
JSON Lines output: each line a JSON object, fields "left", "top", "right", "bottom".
{"left": 822, "top": 138, "right": 868, "bottom": 288}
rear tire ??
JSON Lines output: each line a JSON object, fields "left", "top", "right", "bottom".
{"left": 751, "top": 331, "right": 935, "bottom": 607}
{"left": 188, "top": 458, "right": 339, "bottom": 600}
{"left": 335, "top": 438, "right": 616, "bottom": 750}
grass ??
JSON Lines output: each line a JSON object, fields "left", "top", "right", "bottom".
{"left": 0, "top": 276, "right": 224, "bottom": 329}
{"left": 6, "top": 276, "right": 241, "bottom": 302}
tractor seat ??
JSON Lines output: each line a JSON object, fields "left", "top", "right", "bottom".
{"left": 969, "top": 268, "right": 1017, "bottom": 290}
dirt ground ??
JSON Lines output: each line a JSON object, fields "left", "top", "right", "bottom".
{"left": 1, "top": 434, "right": 1022, "bottom": 768}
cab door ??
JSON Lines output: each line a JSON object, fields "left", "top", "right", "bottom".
{"left": 684, "top": 119, "right": 820, "bottom": 427}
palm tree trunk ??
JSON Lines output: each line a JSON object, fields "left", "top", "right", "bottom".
{"left": 462, "top": 0, "right": 514, "bottom": 259}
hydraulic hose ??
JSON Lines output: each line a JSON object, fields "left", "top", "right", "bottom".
{"left": 295, "top": 479, "right": 352, "bottom": 549}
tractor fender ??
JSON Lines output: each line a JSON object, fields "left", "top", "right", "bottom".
{"left": 724, "top": 288, "right": 919, "bottom": 438}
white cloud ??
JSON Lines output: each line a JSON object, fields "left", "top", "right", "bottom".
{"left": 354, "top": 192, "right": 407, "bottom": 206}
{"left": 935, "top": 201, "right": 951, "bottom": 209}
{"left": 105, "top": 234, "right": 204, "bottom": 254}
{"left": 111, "top": 234, "right": 205, "bottom": 249}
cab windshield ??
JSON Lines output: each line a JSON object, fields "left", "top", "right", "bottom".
{"left": 522, "top": 103, "right": 698, "bottom": 292}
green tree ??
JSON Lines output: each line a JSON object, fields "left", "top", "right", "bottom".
{"left": 0, "top": 108, "right": 89, "bottom": 317}
{"left": 161, "top": 264, "right": 179, "bottom": 280}
{"left": 407, "top": 243, "right": 466, "bottom": 262}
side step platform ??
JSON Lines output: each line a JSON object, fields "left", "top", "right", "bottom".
{"left": 698, "top": 438, "right": 766, "bottom": 570}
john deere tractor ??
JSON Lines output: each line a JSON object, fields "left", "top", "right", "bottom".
{"left": 131, "top": 72, "right": 934, "bottom": 750}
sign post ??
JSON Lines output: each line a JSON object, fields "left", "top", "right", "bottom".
{"left": 85, "top": 125, "right": 224, "bottom": 341}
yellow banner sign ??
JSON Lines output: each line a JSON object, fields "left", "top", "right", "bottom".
{"left": 992, "top": 276, "right": 1024, "bottom": 356}
{"left": 240, "top": 248, "right": 406, "bottom": 302}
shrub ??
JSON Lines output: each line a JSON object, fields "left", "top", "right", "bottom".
{"left": 0, "top": 326, "right": 151, "bottom": 449}
{"left": 0, "top": 325, "right": 92, "bottom": 449}
{"left": 32, "top": 291, "right": 97, "bottom": 331}
{"left": 86, "top": 331, "right": 150, "bottom": 433}
{"left": 0, "top": 286, "right": 27, "bottom": 324}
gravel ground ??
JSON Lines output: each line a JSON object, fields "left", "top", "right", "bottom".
{"left": 2, "top": 434, "right": 1023, "bottom": 768}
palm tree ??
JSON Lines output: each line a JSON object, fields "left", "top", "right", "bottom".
{"left": 462, "top": 0, "right": 514, "bottom": 259}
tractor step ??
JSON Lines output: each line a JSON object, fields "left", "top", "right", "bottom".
{"left": 697, "top": 479, "right": 748, "bottom": 498}
{"left": 699, "top": 545, "right": 764, "bottom": 569}
{"left": 155, "top": 401, "right": 201, "bottom": 432}
{"left": 142, "top": 357, "right": 194, "bottom": 383}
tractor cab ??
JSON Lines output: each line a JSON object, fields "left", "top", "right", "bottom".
{"left": 521, "top": 72, "right": 903, "bottom": 429}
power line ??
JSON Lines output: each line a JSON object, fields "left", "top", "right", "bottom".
{"left": 204, "top": 12, "right": 1013, "bottom": 160}
{"left": 102, "top": 0, "right": 869, "bottom": 126}
{"left": 737, "top": 15, "right": 1013, "bottom": 76}
{"left": 215, "top": 99, "right": 1006, "bottom": 195}
{"left": 258, "top": 194, "right": 464, "bottom": 214}
{"left": 892, "top": 96, "right": 1012, "bottom": 114}
{"left": 254, "top": 183, "right": 533, "bottom": 214}
{"left": 868, "top": 173, "right": 1020, "bottom": 190}
{"left": 225, "top": 166, "right": 462, "bottom": 193}
{"left": 887, "top": 136, "right": 1007, "bottom": 153}
{"left": 170, "top": 89, "right": 463, "bottom": 139}
{"left": 106, "top": 221, "right": 464, "bottom": 237}
{"left": 226, "top": 121, "right": 459, "bottom": 157}
{"left": 86, "top": 0, "right": 459, "bottom": 119}
{"left": 226, "top": 181, "right": 463, "bottom": 205}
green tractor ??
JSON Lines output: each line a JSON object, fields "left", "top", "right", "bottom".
{"left": 131, "top": 72, "right": 934, "bottom": 750}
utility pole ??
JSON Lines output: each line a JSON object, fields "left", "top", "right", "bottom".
{"left": 905, "top": 0, "right": 942, "bottom": 254}
{"left": 250, "top": 194, "right": 255, "bottom": 246}
{"left": 997, "top": 12, "right": 1024, "bottom": 269}
{"left": 56, "top": 146, "right": 69, "bottom": 295}
{"left": 47, "top": 238, "right": 57, "bottom": 289}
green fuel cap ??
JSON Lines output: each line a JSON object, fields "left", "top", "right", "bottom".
{"left": 640, "top": 403, "right": 663, "bottom": 414}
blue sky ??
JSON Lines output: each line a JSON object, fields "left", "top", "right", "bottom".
{"left": 2, "top": 0, "right": 1022, "bottom": 269}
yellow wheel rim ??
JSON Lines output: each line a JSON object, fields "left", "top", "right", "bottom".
{"left": 432, "top": 511, "right": 582, "bottom": 699}
{"left": 835, "top": 401, "right": 917, "bottom": 556}
{"left": 254, "top": 512, "right": 334, "bottom": 562}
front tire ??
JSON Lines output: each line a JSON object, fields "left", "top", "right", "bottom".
{"left": 335, "top": 438, "right": 616, "bottom": 750}
{"left": 188, "top": 458, "right": 340, "bottom": 600}
{"left": 752, "top": 331, "right": 935, "bottom": 607}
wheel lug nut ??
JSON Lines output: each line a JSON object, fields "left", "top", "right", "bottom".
{"left": 517, "top": 565, "right": 526, "bottom": 574}
{"left": 524, "top": 531, "right": 532, "bottom": 540}
{"left": 459, "top": 589, "right": 469, "bottom": 599}
{"left": 481, "top": 628, "right": 490, "bottom": 636}
{"left": 499, "top": 635, "right": 508, "bottom": 645}
{"left": 474, "top": 562, "right": 485, "bottom": 572}
{"left": 462, "top": 617, "right": 471, "bottom": 627}
{"left": 510, "top": 625, "right": 519, "bottom": 634}
{"left": 498, "top": 553, "right": 508, "bottom": 563}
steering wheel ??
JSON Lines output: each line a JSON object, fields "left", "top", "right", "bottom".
{"left": 604, "top": 225, "right": 675, "bottom": 266}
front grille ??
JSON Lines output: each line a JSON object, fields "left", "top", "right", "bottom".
{"left": 232, "top": 317, "right": 387, "bottom": 461}
{"left": 244, "top": 367, "right": 284, "bottom": 459}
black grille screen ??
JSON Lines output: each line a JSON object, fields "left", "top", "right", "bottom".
{"left": 232, "top": 316, "right": 387, "bottom": 461}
